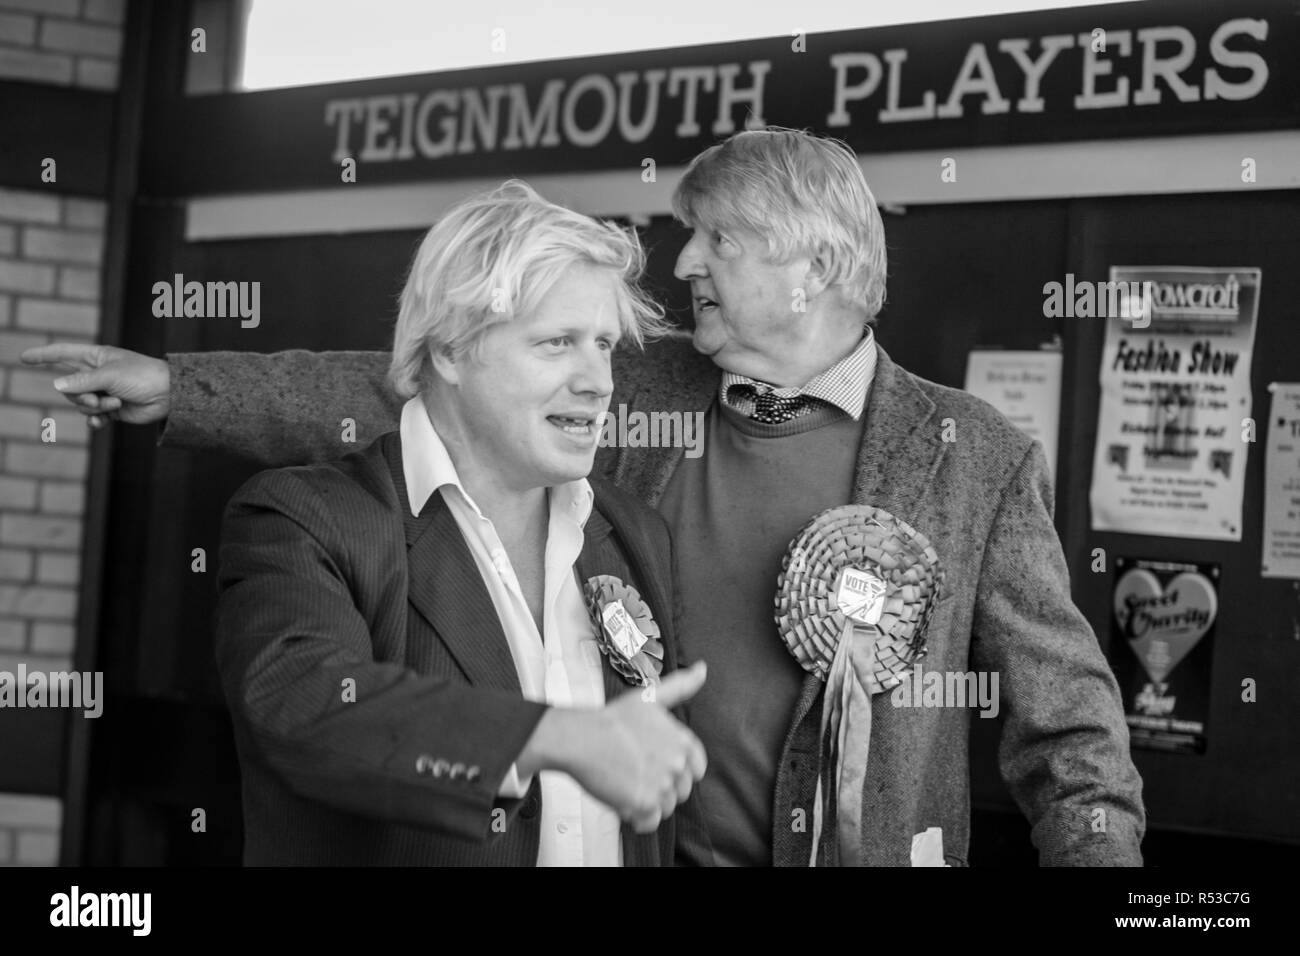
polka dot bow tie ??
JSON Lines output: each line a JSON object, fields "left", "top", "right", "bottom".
{"left": 729, "top": 383, "right": 820, "bottom": 425}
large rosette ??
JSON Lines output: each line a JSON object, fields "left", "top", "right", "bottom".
{"left": 774, "top": 505, "right": 943, "bottom": 865}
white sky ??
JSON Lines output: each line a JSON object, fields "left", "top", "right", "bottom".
{"left": 242, "top": 0, "right": 1121, "bottom": 90}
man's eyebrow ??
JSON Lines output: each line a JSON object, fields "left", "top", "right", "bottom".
{"left": 537, "top": 325, "right": 621, "bottom": 340}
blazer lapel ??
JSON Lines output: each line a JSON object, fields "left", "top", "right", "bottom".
{"left": 406, "top": 505, "right": 524, "bottom": 693}
{"left": 573, "top": 506, "right": 627, "bottom": 707}
{"left": 386, "top": 436, "right": 523, "bottom": 693}
{"left": 850, "top": 344, "right": 947, "bottom": 517}
{"left": 574, "top": 497, "right": 666, "bottom": 868}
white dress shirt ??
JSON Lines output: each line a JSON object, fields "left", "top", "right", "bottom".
{"left": 400, "top": 398, "right": 622, "bottom": 867}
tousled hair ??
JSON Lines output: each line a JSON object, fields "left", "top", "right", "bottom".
{"left": 672, "top": 127, "right": 887, "bottom": 319}
{"left": 389, "top": 180, "right": 668, "bottom": 398}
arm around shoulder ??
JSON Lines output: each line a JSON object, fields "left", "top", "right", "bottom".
{"left": 164, "top": 350, "right": 399, "bottom": 466}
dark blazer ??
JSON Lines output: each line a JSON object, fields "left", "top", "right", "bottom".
{"left": 215, "top": 429, "right": 702, "bottom": 865}
{"left": 177, "top": 336, "right": 1144, "bottom": 866}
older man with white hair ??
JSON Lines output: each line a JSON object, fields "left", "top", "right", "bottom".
{"left": 27, "top": 129, "right": 1143, "bottom": 868}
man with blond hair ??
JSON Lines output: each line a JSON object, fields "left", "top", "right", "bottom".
{"left": 205, "top": 181, "right": 708, "bottom": 865}
{"left": 27, "top": 128, "right": 1143, "bottom": 867}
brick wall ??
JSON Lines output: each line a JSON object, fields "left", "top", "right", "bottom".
{"left": 0, "top": 0, "right": 124, "bottom": 90}
{"left": 0, "top": 0, "right": 122, "bottom": 866}
{"left": 0, "top": 793, "right": 61, "bottom": 865}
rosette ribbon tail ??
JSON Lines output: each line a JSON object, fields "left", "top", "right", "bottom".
{"left": 809, "top": 619, "right": 874, "bottom": 867}
{"left": 775, "top": 504, "right": 943, "bottom": 867}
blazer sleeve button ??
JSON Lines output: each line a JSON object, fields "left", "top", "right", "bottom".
{"left": 415, "top": 754, "right": 434, "bottom": 776}
{"left": 449, "top": 762, "right": 466, "bottom": 780}
{"left": 432, "top": 758, "right": 450, "bottom": 778}
{"left": 466, "top": 765, "right": 481, "bottom": 783}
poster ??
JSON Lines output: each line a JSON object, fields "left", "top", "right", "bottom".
{"left": 1262, "top": 384, "right": 1300, "bottom": 579}
{"left": 1110, "top": 557, "right": 1219, "bottom": 755}
{"left": 963, "top": 349, "right": 1062, "bottom": 481}
{"left": 1089, "top": 266, "right": 1261, "bottom": 541}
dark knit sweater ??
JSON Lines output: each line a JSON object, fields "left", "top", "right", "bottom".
{"left": 660, "top": 398, "right": 866, "bottom": 866}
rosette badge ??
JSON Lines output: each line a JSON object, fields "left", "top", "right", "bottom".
{"left": 775, "top": 505, "right": 944, "bottom": 865}
{"left": 583, "top": 575, "right": 664, "bottom": 687}
{"left": 777, "top": 506, "right": 942, "bottom": 688}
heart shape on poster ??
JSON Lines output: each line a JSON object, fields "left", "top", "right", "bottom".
{"left": 1112, "top": 567, "right": 1217, "bottom": 684}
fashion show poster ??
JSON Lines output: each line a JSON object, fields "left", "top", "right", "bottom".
{"left": 1090, "top": 266, "right": 1260, "bottom": 541}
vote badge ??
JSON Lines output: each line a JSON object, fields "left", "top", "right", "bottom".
{"left": 601, "top": 600, "right": 647, "bottom": 660}
{"left": 834, "top": 567, "right": 888, "bottom": 627}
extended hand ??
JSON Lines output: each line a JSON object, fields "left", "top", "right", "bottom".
{"left": 21, "top": 343, "right": 170, "bottom": 428}
{"left": 521, "top": 661, "right": 708, "bottom": 834}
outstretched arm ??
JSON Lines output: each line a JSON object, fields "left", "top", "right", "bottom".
{"left": 22, "top": 343, "right": 399, "bottom": 466}
{"left": 165, "top": 349, "right": 398, "bottom": 465}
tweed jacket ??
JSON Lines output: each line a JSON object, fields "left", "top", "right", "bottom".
{"left": 170, "top": 336, "right": 1145, "bottom": 866}
{"left": 215, "top": 429, "right": 703, "bottom": 865}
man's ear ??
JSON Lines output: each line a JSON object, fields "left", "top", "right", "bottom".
{"left": 428, "top": 343, "right": 460, "bottom": 386}
{"left": 801, "top": 246, "right": 834, "bottom": 300}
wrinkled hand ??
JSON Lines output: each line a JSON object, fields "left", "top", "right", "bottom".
{"left": 21, "top": 343, "right": 170, "bottom": 428}
{"left": 524, "top": 661, "right": 708, "bottom": 834}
